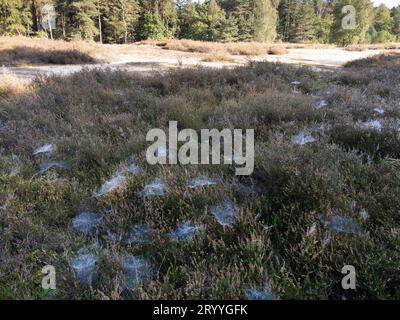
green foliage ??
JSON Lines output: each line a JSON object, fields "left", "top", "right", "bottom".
{"left": 374, "top": 4, "right": 393, "bottom": 33}
{"left": 390, "top": 6, "right": 400, "bottom": 40}
{"left": 253, "top": 0, "right": 278, "bottom": 42}
{"left": 160, "top": 0, "right": 178, "bottom": 37}
{"left": 2, "top": 53, "right": 400, "bottom": 299}
{"left": 220, "top": 14, "right": 239, "bottom": 42}
{"left": 278, "top": 0, "right": 299, "bottom": 42}
{"left": 35, "top": 30, "right": 49, "bottom": 38}
{"left": 137, "top": 0, "right": 178, "bottom": 39}
{"left": 204, "top": 0, "right": 226, "bottom": 41}
{"left": 69, "top": 0, "right": 99, "bottom": 40}
{"left": 177, "top": 0, "right": 200, "bottom": 39}
{"left": 372, "top": 30, "right": 396, "bottom": 43}
{"left": 278, "top": 0, "right": 332, "bottom": 43}
{"left": 314, "top": 2, "right": 333, "bottom": 44}
{"left": 103, "top": 0, "right": 139, "bottom": 43}
{"left": 368, "top": 3, "right": 396, "bottom": 43}
{"left": 177, "top": 0, "right": 227, "bottom": 41}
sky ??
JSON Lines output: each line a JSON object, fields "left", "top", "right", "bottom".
{"left": 373, "top": 0, "right": 399, "bottom": 8}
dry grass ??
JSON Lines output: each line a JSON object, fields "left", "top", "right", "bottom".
{"left": 0, "top": 36, "right": 108, "bottom": 66}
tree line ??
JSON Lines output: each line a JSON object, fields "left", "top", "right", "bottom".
{"left": 1, "top": 0, "right": 400, "bottom": 45}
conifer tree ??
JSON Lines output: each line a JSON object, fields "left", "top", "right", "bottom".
{"left": 1, "top": 0, "right": 399, "bottom": 45}
{"left": 314, "top": 0, "right": 333, "bottom": 43}
{"left": 369, "top": 4, "right": 395, "bottom": 43}
{"left": 160, "top": 0, "right": 178, "bottom": 37}
{"left": 137, "top": 0, "right": 177, "bottom": 39}
{"left": 220, "top": 14, "right": 239, "bottom": 42}
{"left": 293, "top": 0, "right": 317, "bottom": 42}
{"left": 102, "top": 0, "right": 138, "bottom": 43}
{"left": 278, "top": 0, "right": 300, "bottom": 42}
{"left": 139, "top": 11, "right": 167, "bottom": 39}
{"left": 374, "top": 4, "right": 393, "bottom": 33}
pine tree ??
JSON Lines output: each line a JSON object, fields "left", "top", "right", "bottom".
{"left": 137, "top": 0, "right": 177, "bottom": 39}
{"left": 137, "top": 0, "right": 177, "bottom": 40}
{"left": 221, "top": 0, "right": 278, "bottom": 42}
{"left": 29, "top": 0, "right": 45, "bottom": 33}
{"left": 2, "top": 0, "right": 400, "bottom": 45}
{"left": 177, "top": 0, "right": 206, "bottom": 39}
{"left": 54, "top": 0, "right": 69, "bottom": 39}
{"left": 177, "top": 0, "right": 195, "bottom": 38}
{"left": 314, "top": 0, "right": 333, "bottom": 43}
{"left": 220, "top": 14, "right": 239, "bottom": 42}
{"left": 253, "top": 0, "right": 278, "bottom": 42}
{"left": 159, "top": 0, "right": 178, "bottom": 38}
{"left": 94, "top": 0, "right": 107, "bottom": 43}
{"left": 392, "top": 5, "right": 400, "bottom": 40}
{"left": 278, "top": 0, "right": 301, "bottom": 42}
{"left": 369, "top": 3, "right": 395, "bottom": 43}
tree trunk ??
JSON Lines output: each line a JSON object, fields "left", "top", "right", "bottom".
{"left": 98, "top": 13, "right": 102, "bottom": 43}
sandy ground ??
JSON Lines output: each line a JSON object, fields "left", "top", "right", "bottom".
{"left": 2, "top": 43, "right": 400, "bottom": 82}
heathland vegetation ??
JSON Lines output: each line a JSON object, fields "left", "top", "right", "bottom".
{"left": 1, "top": 52, "right": 400, "bottom": 299}
{"left": 1, "top": 0, "right": 400, "bottom": 46}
